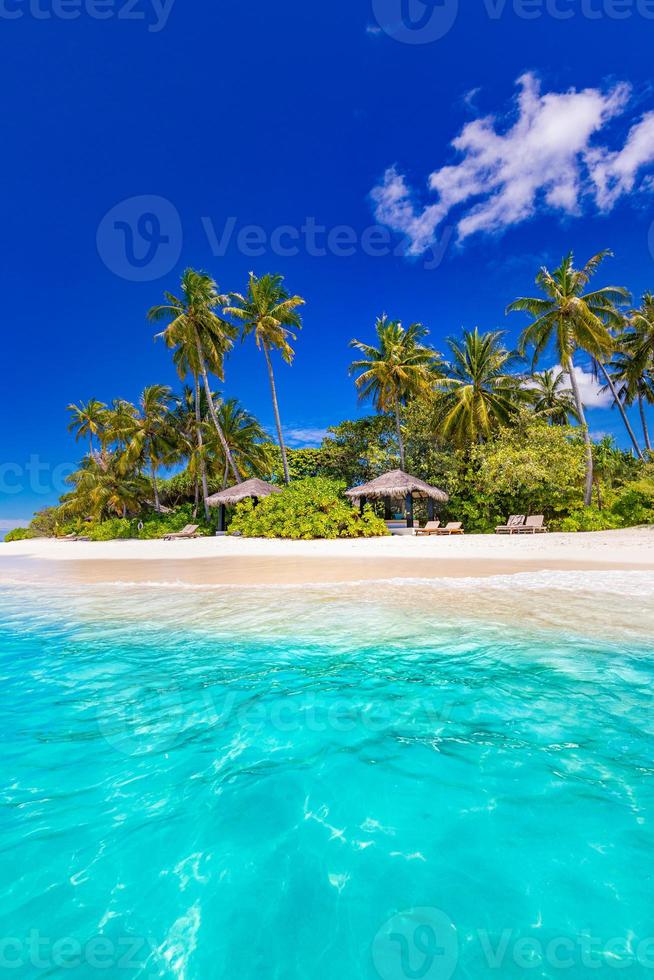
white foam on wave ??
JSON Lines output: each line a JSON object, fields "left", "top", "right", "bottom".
{"left": 1, "top": 568, "right": 652, "bottom": 598}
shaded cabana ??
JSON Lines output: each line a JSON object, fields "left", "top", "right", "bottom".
{"left": 345, "top": 469, "right": 448, "bottom": 529}
{"left": 206, "top": 478, "right": 282, "bottom": 532}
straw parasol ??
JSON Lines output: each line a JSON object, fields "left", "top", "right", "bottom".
{"left": 345, "top": 468, "right": 448, "bottom": 527}
{"left": 206, "top": 478, "right": 282, "bottom": 531}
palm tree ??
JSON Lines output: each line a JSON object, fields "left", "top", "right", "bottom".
{"left": 169, "top": 349, "right": 212, "bottom": 519}
{"left": 438, "top": 328, "right": 524, "bottom": 445}
{"left": 625, "top": 293, "right": 654, "bottom": 452}
{"left": 349, "top": 315, "right": 440, "bottom": 468}
{"left": 608, "top": 336, "right": 654, "bottom": 453}
{"left": 67, "top": 399, "right": 107, "bottom": 455}
{"left": 61, "top": 453, "right": 149, "bottom": 521}
{"left": 119, "top": 385, "right": 176, "bottom": 513}
{"left": 629, "top": 292, "right": 654, "bottom": 361}
{"left": 207, "top": 397, "right": 272, "bottom": 487}
{"left": 507, "top": 250, "right": 631, "bottom": 505}
{"left": 171, "top": 386, "right": 211, "bottom": 517}
{"left": 224, "top": 272, "right": 305, "bottom": 484}
{"left": 148, "top": 268, "right": 240, "bottom": 484}
{"left": 528, "top": 369, "right": 579, "bottom": 425}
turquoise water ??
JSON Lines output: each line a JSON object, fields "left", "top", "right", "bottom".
{"left": 1, "top": 574, "right": 654, "bottom": 978}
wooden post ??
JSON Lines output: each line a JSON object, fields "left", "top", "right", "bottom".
{"left": 427, "top": 498, "right": 435, "bottom": 522}
{"left": 384, "top": 497, "right": 393, "bottom": 520}
{"left": 219, "top": 505, "right": 226, "bottom": 533}
{"left": 406, "top": 493, "right": 414, "bottom": 529}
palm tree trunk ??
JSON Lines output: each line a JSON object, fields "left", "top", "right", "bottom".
{"left": 567, "top": 363, "right": 594, "bottom": 506}
{"left": 638, "top": 395, "right": 652, "bottom": 453}
{"left": 193, "top": 472, "right": 199, "bottom": 519}
{"left": 595, "top": 360, "right": 644, "bottom": 460}
{"left": 222, "top": 458, "right": 229, "bottom": 490}
{"left": 263, "top": 343, "right": 290, "bottom": 484}
{"left": 194, "top": 376, "right": 210, "bottom": 521}
{"left": 151, "top": 459, "right": 161, "bottom": 513}
{"left": 393, "top": 394, "right": 406, "bottom": 469}
{"left": 194, "top": 334, "right": 241, "bottom": 484}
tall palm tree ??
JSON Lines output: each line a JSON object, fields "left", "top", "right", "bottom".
{"left": 119, "top": 385, "right": 176, "bottom": 513}
{"left": 438, "top": 328, "right": 524, "bottom": 445}
{"left": 507, "top": 250, "right": 631, "bottom": 505}
{"left": 224, "top": 272, "right": 305, "bottom": 484}
{"left": 609, "top": 338, "right": 654, "bottom": 453}
{"left": 349, "top": 315, "right": 440, "bottom": 469}
{"left": 171, "top": 386, "right": 211, "bottom": 517}
{"left": 148, "top": 268, "right": 240, "bottom": 484}
{"left": 528, "top": 368, "right": 579, "bottom": 425}
{"left": 625, "top": 292, "right": 654, "bottom": 452}
{"left": 67, "top": 399, "right": 107, "bottom": 455}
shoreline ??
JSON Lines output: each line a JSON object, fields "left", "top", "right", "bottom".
{"left": 2, "top": 528, "right": 653, "bottom": 586}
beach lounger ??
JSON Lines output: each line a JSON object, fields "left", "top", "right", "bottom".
{"left": 415, "top": 521, "right": 441, "bottom": 536}
{"left": 495, "top": 515, "right": 525, "bottom": 535}
{"left": 435, "top": 522, "right": 464, "bottom": 535}
{"left": 514, "top": 515, "right": 547, "bottom": 534}
{"left": 163, "top": 524, "right": 200, "bottom": 540}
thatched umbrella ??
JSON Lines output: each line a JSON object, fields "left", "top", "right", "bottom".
{"left": 345, "top": 468, "right": 448, "bottom": 528}
{"left": 206, "top": 478, "right": 282, "bottom": 531}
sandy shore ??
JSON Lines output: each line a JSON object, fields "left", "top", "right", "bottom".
{"left": 2, "top": 528, "right": 653, "bottom": 586}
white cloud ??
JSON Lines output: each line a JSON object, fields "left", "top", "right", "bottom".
{"left": 558, "top": 365, "right": 612, "bottom": 410}
{"left": 365, "top": 23, "right": 383, "bottom": 35}
{"left": 0, "top": 519, "right": 29, "bottom": 530}
{"left": 371, "top": 73, "right": 654, "bottom": 251}
{"left": 284, "top": 427, "right": 330, "bottom": 446}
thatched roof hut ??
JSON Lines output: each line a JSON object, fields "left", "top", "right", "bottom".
{"left": 206, "top": 478, "right": 282, "bottom": 508}
{"left": 345, "top": 469, "right": 448, "bottom": 503}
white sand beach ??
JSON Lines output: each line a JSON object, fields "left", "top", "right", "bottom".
{"left": 2, "top": 528, "right": 653, "bottom": 586}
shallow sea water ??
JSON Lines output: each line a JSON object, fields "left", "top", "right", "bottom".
{"left": 1, "top": 571, "right": 654, "bottom": 978}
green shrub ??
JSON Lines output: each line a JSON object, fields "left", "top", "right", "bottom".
{"left": 136, "top": 504, "right": 211, "bottom": 539}
{"left": 555, "top": 508, "right": 622, "bottom": 533}
{"left": 87, "top": 518, "right": 133, "bottom": 541}
{"left": 4, "top": 527, "right": 35, "bottom": 542}
{"left": 229, "top": 478, "right": 389, "bottom": 539}
{"left": 610, "top": 479, "right": 654, "bottom": 527}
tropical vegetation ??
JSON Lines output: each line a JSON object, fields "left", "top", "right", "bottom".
{"left": 7, "top": 252, "right": 654, "bottom": 541}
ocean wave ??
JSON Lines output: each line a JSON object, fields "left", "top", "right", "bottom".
{"left": 1, "top": 568, "right": 653, "bottom": 597}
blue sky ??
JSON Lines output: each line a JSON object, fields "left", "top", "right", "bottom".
{"left": 2, "top": 0, "right": 654, "bottom": 527}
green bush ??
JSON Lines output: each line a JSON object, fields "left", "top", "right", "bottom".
{"left": 555, "top": 507, "right": 622, "bottom": 533}
{"left": 610, "top": 479, "right": 654, "bottom": 527}
{"left": 4, "top": 527, "right": 36, "bottom": 542}
{"left": 87, "top": 518, "right": 133, "bottom": 541}
{"left": 136, "top": 504, "right": 212, "bottom": 539}
{"left": 229, "top": 477, "right": 389, "bottom": 539}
